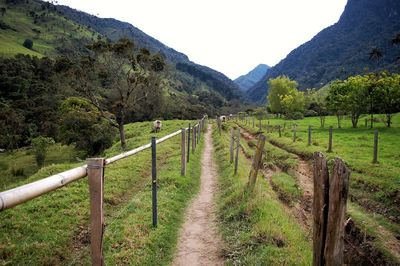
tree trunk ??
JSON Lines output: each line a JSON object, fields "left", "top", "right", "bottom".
{"left": 351, "top": 113, "right": 359, "bottom": 128}
{"left": 386, "top": 113, "right": 392, "bottom": 128}
{"left": 118, "top": 123, "right": 126, "bottom": 150}
{"left": 336, "top": 113, "right": 342, "bottom": 129}
{"left": 320, "top": 115, "right": 325, "bottom": 128}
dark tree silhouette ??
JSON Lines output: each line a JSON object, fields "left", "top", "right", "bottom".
{"left": 369, "top": 48, "right": 383, "bottom": 61}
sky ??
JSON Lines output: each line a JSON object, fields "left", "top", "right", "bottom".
{"left": 53, "top": 0, "right": 348, "bottom": 79}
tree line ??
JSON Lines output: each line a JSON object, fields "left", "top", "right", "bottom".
{"left": 265, "top": 72, "right": 400, "bottom": 128}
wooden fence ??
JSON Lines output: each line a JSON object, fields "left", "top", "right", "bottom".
{"left": 0, "top": 116, "right": 207, "bottom": 265}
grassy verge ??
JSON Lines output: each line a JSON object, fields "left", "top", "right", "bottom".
{"left": 270, "top": 173, "right": 302, "bottom": 205}
{"left": 213, "top": 123, "right": 312, "bottom": 265}
{"left": 0, "top": 120, "right": 203, "bottom": 265}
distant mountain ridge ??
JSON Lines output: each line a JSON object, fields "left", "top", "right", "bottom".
{"left": 246, "top": 0, "right": 400, "bottom": 103}
{"left": 56, "top": 4, "right": 242, "bottom": 100}
{"left": 234, "top": 64, "right": 270, "bottom": 92}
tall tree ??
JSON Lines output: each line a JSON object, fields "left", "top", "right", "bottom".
{"left": 344, "top": 75, "right": 369, "bottom": 128}
{"left": 267, "top": 75, "right": 299, "bottom": 114}
{"left": 375, "top": 73, "right": 400, "bottom": 127}
{"left": 326, "top": 80, "right": 347, "bottom": 128}
{"left": 80, "top": 38, "right": 165, "bottom": 150}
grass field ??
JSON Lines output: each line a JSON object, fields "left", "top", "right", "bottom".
{"left": 212, "top": 123, "right": 313, "bottom": 265}
{"left": 235, "top": 114, "right": 400, "bottom": 264}
{"left": 0, "top": 119, "right": 204, "bottom": 265}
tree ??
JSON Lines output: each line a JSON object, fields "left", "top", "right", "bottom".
{"left": 31, "top": 136, "right": 55, "bottom": 167}
{"left": 375, "top": 73, "right": 400, "bottom": 127}
{"left": 22, "top": 39, "right": 33, "bottom": 49}
{"left": 280, "top": 89, "right": 305, "bottom": 118}
{"left": 267, "top": 76, "right": 298, "bottom": 114}
{"left": 326, "top": 80, "right": 347, "bottom": 128}
{"left": 305, "top": 87, "right": 328, "bottom": 127}
{"left": 59, "top": 97, "right": 117, "bottom": 155}
{"left": 81, "top": 39, "right": 165, "bottom": 150}
{"left": 343, "top": 75, "right": 369, "bottom": 128}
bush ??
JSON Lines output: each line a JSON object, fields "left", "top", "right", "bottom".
{"left": 304, "top": 110, "right": 318, "bottom": 117}
{"left": 22, "top": 39, "right": 33, "bottom": 49}
{"left": 10, "top": 166, "right": 24, "bottom": 177}
{"left": 31, "top": 136, "right": 55, "bottom": 167}
{"left": 285, "top": 112, "right": 304, "bottom": 120}
{"left": 59, "top": 97, "right": 117, "bottom": 156}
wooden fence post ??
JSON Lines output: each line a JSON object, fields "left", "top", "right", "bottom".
{"left": 293, "top": 125, "right": 297, "bottom": 142}
{"left": 197, "top": 122, "right": 200, "bottom": 144}
{"left": 187, "top": 124, "right": 191, "bottom": 163}
{"left": 252, "top": 117, "right": 255, "bottom": 128}
{"left": 247, "top": 135, "right": 266, "bottom": 191}
{"left": 87, "top": 158, "right": 105, "bottom": 266}
{"left": 312, "top": 152, "right": 329, "bottom": 266}
{"left": 234, "top": 128, "right": 240, "bottom": 175}
{"left": 230, "top": 128, "right": 234, "bottom": 164}
{"left": 328, "top": 126, "right": 333, "bottom": 152}
{"left": 192, "top": 125, "right": 196, "bottom": 153}
{"left": 312, "top": 152, "right": 350, "bottom": 266}
{"left": 181, "top": 129, "right": 186, "bottom": 176}
{"left": 259, "top": 119, "right": 261, "bottom": 131}
{"left": 151, "top": 137, "right": 157, "bottom": 227}
{"left": 308, "top": 125, "right": 312, "bottom": 146}
{"left": 373, "top": 129, "right": 378, "bottom": 163}
{"left": 278, "top": 125, "right": 282, "bottom": 137}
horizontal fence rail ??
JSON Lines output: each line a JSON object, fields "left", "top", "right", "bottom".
{"left": 0, "top": 122, "right": 203, "bottom": 212}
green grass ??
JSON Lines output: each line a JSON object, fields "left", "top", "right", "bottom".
{"left": 213, "top": 123, "right": 312, "bottom": 265}
{"left": 0, "top": 144, "right": 82, "bottom": 190}
{"left": 238, "top": 115, "right": 400, "bottom": 220}
{"left": 0, "top": 119, "right": 204, "bottom": 265}
{"left": 270, "top": 173, "right": 302, "bottom": 203}
{"left": 0, "top": 0, "right": 99, "bottom": 57}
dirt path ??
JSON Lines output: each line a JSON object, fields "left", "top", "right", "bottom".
{"left": 172, "top": 124, "right": 224, "bottom": 266}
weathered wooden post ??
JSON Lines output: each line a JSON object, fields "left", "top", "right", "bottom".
{"left": 87, "top": 158, "right": 105, "bottom": 266}
{"left": 308, "top": 125, "right": 312, "bottom": 146}
{"left": 151, "top": 137, "right": 157, "bottom": 227}
{"left": 198, "top": 120, "right": 201, "bottom": 141}
{"left": 187, "top": 124, "right": 191, "bottom": 162}
{"left": 181, "top": 129, "right": 186, "bottom": 176}
{"left": 234, "top": 128, "right": 240, "bottom": 175}
{"left": 328, "top": 126, "right": 333, "bottom": 152}
{"left": 312, "top": 152, "right": 350, "bottom": 266}
{"left": 293, "top": 125, "right": 297, "bottom": 142}
{"left": 230, "top": 128, "right": 234, "bottom": 163}
{"left": 194, "top": 125, "right": 197, "bottom": 149}
{"left": 197, "top": 121, "right": 200, "bottom": 144}
{"left": 192, "top": 125, "right": 196, "bottom": 153}
{"left": 312, "top": 152, "right": 329, "bottom": 266}
{"left": 247, "top": 135, "right": 266, "bottom": 191}
{"left": 373, "top": 129, "right": 378, "bottom": 163}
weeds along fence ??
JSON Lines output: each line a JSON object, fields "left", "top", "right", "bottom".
{"left": 221, "top": 116, "right": 351, "bottom": 265}
{"left": 0, "top": 116, "right": 207, "bottom": 265}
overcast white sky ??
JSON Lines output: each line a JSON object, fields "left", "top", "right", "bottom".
{"left": 54, "top": 0, "right": 347, "bottom": 79}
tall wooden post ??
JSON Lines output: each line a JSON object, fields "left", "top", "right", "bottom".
{"left": 230, "top": 128, "right": 234, "bottom": 163}
{"left": 197, "top": 122, "right": 200, "bottom": 143}
{"left": 247, "top": 135, "right": 266, "bottom": 191}
{"left": 87, "top": 158, "right": 105, "bottom": 266}
{"left": 278, "top": 125, "right": 282, "bottom": 137}
{"left": 293, "top": 125, "right": 297, "bottom": 142}
{"left": 373, "top": 130, "right": 378, "bottom": 163}
{"left": 151, "top": 137, "right": 157, "bottom": 227}
{"left": 328, "top": 126, "right": 333, "bottom": 152}
{"left": 181, "top": 129, "right": 186, "bottom": 176}
{"left": 234, "top": 128, "right": 240, "bottom": 175}
{"left": 187, "top": 124, "right": 191, "bottom": 162}
{"left": 308, "top": 125, "right": 312, "bottom": 146}
{"left": 192, "top": 125, "right": 196, "bottom": 153}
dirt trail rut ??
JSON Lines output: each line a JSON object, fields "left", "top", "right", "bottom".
{"left": 172, "top": 124, "right": 224, "bottom": 266}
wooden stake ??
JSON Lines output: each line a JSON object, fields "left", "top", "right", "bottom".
{"left": 230, "top": 128, "right": 234, "bottom": 164}
{"left": 87, "top": 158, "right": 105, "bottom": 266}
{"left": 247, "top": 135, "right": 266, "bottom": 191}
{"left": 187, "top": 124, "right": 191, "bottom": 163}
{"left": 192, "top": 125, "right": 196, "bottom": 153}
{"left": 324, "top": 158, "right": 350, "bottom": 266}
{"left": 278, "top": 125, "right": 282, "bottom": 137}
{"left": 373, "top": 130, "right": 378, "bottom": 163}
{"left": 328, "top": 126, "right": 333, "bottom": 152}
{"left": 308, "top": 125, "right": 312, "bottom": 146}
{"left": 181, "top": 129, "right": 186, "bottom": 176}
{"left": 234, "top": 128, "right": 240, "bottom": 175}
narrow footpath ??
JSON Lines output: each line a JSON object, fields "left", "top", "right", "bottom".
{"left": 172, "top": 124, "right": 224, "bottom": 266}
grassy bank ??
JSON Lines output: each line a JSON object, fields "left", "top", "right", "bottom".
{"left": 213, "top": 123, "right": 312, "bottom": 265}
{"left": 0, "top": 119, "right": 204, "bottom": 265}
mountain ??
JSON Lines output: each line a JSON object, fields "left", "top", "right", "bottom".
{"left": 246, "top": 0, "right": 400, "bottom": 103}
{"left": 55, "top": 4, "right": 242, "bottom": 101}
{"left": 234, "top": 64, "right": 270, "bottom": 92}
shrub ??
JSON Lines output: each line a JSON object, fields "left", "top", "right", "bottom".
{"left": 285, "top": 112, "right": 304, "bottom": 120}
{"left": 59, "top": 97, "right": 117, "bottom": 156}
{"left": 31, "top": 136, "right": 55, "bottom": 167}
{"left": 304, "top": 110, "right": 318, "bottom": 117}
{"left": 22, "top": 38, "right": 33, "bottom": 49}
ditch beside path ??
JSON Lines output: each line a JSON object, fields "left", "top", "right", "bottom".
{"left": 172, "top": 124, "right": 224, "bottom": 266}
